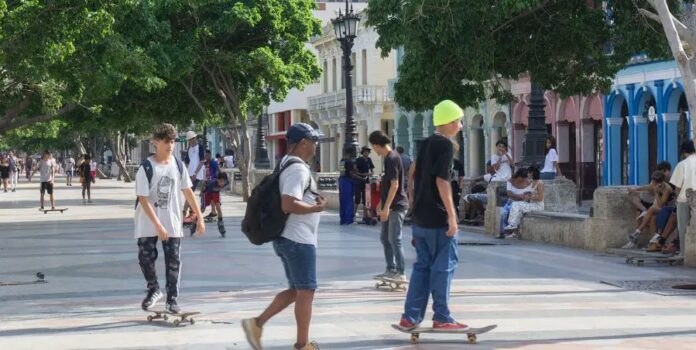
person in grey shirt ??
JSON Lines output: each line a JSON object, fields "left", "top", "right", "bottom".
{"left": 38, "top": 150, "right": 57, "bottom": 210}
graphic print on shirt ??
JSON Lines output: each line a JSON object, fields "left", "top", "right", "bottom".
{"left": 156, "top": 176, "right": 174, "bottom": 209}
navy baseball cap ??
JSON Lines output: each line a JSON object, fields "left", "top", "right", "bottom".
{"left": 286, "top": 123, "right": 320, "bottom": 144}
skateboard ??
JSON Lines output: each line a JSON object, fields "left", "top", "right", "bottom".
{"left": 146, "top": 309, "right": 200, "bottom": 327}
{"left": 39, "top": 208, "right": 68, "bottom": 214}
{"left": 374, "top": 276, "right": 408, "bottom": 292}
{"left": 392, "top": 323, "right": 497, "bottom": 344}
{"left": 0, "top": 272, "right": 46, "bottom": 286}
{"left": 626, "top": 255, "right": 683, "bottom": 266}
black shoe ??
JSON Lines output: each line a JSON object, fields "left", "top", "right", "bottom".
{"left": 166, "top": 298, "right": 181, "bottom": 314}
{"left": 218, "top": 219, "right": 226, "bottom": 237}
{"left": 141, "top": 289, "right": 164, "bottom": 311}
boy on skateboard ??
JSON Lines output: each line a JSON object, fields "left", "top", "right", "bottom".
{"left": 369, "top": 130, "right": 409, "bottom": 283}
{"left": 135, "top": 123, "right": 205, "bottom": 313}
{"left": 398, "top": 100, "right": 467, "bottom": 331}
{"left": 38, "top": 151, "right": 57, "bottom": 210}
{"left": 202, "top": 172, "right": 229, "bottom": 237}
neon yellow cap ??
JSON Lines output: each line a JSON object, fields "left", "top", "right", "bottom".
{"left": 433, "top": 100, "right": 464, "bottom": 126}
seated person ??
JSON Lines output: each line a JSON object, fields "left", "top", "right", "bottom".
{"left": 647, "top": 206, "right": 678, "bottom": 253}
{"left": 503, "top": 166, "right": 545, "bottom": 237}
{"left": 624, "top": 170, "right": 673, "bottom": 249}
{"left": 485, "top": 141, "right": 513, "bottom": 183}
{"left": 497, "top": 168, "right": 531, "bottom": 239}
{"left": 461, "top": 183, "right": 488, "bottom": 225}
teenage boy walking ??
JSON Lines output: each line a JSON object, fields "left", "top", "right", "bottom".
{"left": 397, "top": 100, "right": 468, "bottom": 331}
{"left": 242, "top": 123, "right": 325, "bottom": 350}
{"left": 369, "top": 130, "right": 409, "bottom": 282}
{"left": 135, "top": 123, "right": 205, "bottom": 313}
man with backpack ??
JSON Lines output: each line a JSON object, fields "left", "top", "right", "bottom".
{"left": 242, "top": 123, "right": 325, "bottom": 350}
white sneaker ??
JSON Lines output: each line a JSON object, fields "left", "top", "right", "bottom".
{"left": 373, "top": 270, "right": 392, "bottom": 280}
{"left": 503, "top": 224, "right": 517, "bottom": 231}
{"left": 622, "top": 241, "right": 638, "bottom": 249}
{"left": 649, "top": 233, "right": 661, "bottom": 244}
{"left": 388, "top": 273, "right": 408, "bottom": 283}
{"left": 506, "top": 233, "right": 519, "bottom": 239}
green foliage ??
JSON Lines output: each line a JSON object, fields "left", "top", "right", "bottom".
{"left": 0, "top": 120, "right": 73, "bottom": 152}
{"left": 367, "top": 0, "right": 676, "bottom": 112}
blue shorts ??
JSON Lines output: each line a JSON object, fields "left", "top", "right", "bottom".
{"left": 273, "top": 237, "right": 317, "bottom": 290}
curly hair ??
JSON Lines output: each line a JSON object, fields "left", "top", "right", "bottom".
{"left": 152, "top": 123, "right": 177, "bottom": 141}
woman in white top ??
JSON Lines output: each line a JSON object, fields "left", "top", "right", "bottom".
{"left": 484, "top": 140, "right": 514, "bottom": 182}
{"left": 497, "top": 168, "right": 532, "bottom": 238}
{"left": 540, "top": 136, "right": 562, "bottom": 180}
{"left": 504, "top": 166, "right": 545, "bottom": 236}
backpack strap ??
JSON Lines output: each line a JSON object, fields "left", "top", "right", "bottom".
{"left": 135, "top": 157, "right": 185, "bottom": 209}
{"left": 278, "top": 158, "right": 313, "bottom": 194}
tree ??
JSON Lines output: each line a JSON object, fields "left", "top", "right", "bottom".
{"left": 155, "top": 0, "right": 322, "bottom": 200}
{"left": 366, "top": 0, "right": 672, "bottom": 112}
{"left": 0, "top": 1, "right": 165, "bottom": 135}
{"left": 634, "top": 0, "right": 696, "bottom": 136}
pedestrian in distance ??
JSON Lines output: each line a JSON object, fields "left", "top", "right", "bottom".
{"left": 338, "top": 147, "right": 359, "bottom": 225}
{"left": 242, "top": 123, "right": 325, "bottom": 350}
{"left": 201, "top": 172, "right": 229, "bottom": 237}
{"left": 37, "top": 150, "right": 57, "bottom": 210}
{"left": 370, "top": 130, "right": 409, "bottom": 283}
{"left": 79, "top": 154, "right": 93, "bottom": 204}
{"left": 0, "top": 157, "right": 10, "bottom": 192}
{"left": 669, "top": 139, "right": 696, "bottom": 258}
{"left": 540, "top": 136, "right": 562, "bottom": 180}
{"left": 25, "top": 154, "right": 34, "bottom": 182}
{"left": 354, "top": 146, "right": 375, "bottom": 215}
{"left": 398, "top": 99, "right": 468, "bottom": 331}
{"left": 65, "top": 155, "right": 76, "bottom": 187}
{"left": 135, "top": 123, "right": 205, "bottom": 314}
{"left": 183, "top": 131, "right": 205, "bottom": 221}
{"left": 8, "top": 151, "right": 19, "bottom": 192}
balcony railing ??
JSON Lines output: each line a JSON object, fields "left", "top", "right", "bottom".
{"left": 308, "top": 85, "right": 392, "bottom": 112}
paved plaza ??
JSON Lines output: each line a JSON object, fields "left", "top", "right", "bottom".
{"left": 3, "top": 178, "right": 696, "bottom": 349}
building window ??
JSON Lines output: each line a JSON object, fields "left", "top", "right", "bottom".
{"left": 362, "top": 49, "right": 367, "bottom": 85}
{"left": 332, "top": 58, "right": 337, "bottom": 91}
{"left": 323, "top": 61, "right": 328, "bottom": 93}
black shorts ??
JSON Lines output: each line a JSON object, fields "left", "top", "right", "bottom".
{"left": 40, "top": 182, "right": 54, "bottom": 195}
{"left": 641, "top": 199, "right": 653, "bottom": 210}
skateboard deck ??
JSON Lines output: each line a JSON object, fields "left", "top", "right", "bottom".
{"left": 392, "top": 324, "right": 497, "bottom": 344}
{"left": 0, "top": 272, "right": 47, "bottom": 286}
{"left": 146, "top": 309, "right": 200, "bottom": 326}
{"left": 374, "top": 276, "right": 408, "bottom": 292}
{"left": 626, "top": 255, "right": 683, "bottom": 266}
{"left": 39, "top": 208, "right": 68, "bottom": 214}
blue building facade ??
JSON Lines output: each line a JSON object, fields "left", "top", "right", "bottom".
{"left": 604, "top": 60, "right": 691, "bottom": 185}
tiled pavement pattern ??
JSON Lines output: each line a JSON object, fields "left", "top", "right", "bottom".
{"left": 2, "top": 178, "right": 696, "bottom": 349}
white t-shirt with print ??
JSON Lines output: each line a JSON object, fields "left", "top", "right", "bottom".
{"left": 542, "top": 148, "right": 559, "bottom": 173}
{"left": 490, "top": 152, "right": 513, "bottom": 181}
{"left": 279, "top": 155, "right": 320, "bottom": 246}
{"left": 39, "top": 159, "right": 56, "bottom": 182}
{"left": 670, "top": 154, "right": 696, "bottom": 203}
{"left": 187, "top": 144, "right": 205, "bottom": 180}
{"left": 134, "top": 156, "right": 193, "bottom": 238}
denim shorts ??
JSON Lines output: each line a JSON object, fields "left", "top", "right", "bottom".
{"left": 273, "top": 237, "right": 317, "bottom": 290}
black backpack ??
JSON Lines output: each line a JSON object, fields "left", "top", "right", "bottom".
{"left": 241, "top": 158, "right": 309, "bottom": 245}
{"left": 134, "top": 157, "right": 185, "bottom": 209}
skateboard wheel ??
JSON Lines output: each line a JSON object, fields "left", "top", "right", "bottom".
{"left": 410, "top": 333, "right": 419, "bottom": 344}
{"left": 468, "top": 334, "right": 477, "bottom": 343}
{"left": 163, "top": 315, "right": 169, "bottom": 321}
{"left": 173, "top": 319, "right": 180, "bottom": 327}
{"left": 189, "top": 318, "right": 195, "bottom": 325}
{"left": 147, "top": 315, "right": 153, "bottom": 322}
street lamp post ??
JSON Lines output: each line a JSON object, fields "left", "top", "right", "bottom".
{"left": 254, "top": 107, "right": 270, "bottom": 169}
{"left": 332, "top": 0, "right": 360, "bottom": 158}
{"left": 519, "top": 82, "right": 548, "bottom": 168}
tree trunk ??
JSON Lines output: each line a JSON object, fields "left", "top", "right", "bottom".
{"left": 649, "top": 0, "right": 696, "bottom": 137}
{"left": 73, "top": 133, "right": 87, "bottom": 156}
{"left": 107, "top": 132, "right": 132, "bottom": 182}
{"left": 228, "top": 123, "right": 252, "bottom": 201}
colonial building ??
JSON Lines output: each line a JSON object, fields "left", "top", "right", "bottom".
{"left": 604, "top": 60, "right": 691, "bottom": 186}
{"left": 307, "top": 10, "right": 397, "bottom": 173}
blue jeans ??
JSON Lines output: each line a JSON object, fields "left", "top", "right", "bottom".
{"left": 273, "top": 237, "right": 317, "bottom": 290}
{"left": 338, "top": 177, "right": 355, "bottom": 225}
{"left": 540, "top": 172, "right": 555, "bottom": 180}
{"left": 380, "top": 208, "right": 406, "bottom": 274}
{"left": 402, "top": 225, "right": 459, "bottom": 324}
{"left": 499, "top": 200, "right": 513, "bottom": 235}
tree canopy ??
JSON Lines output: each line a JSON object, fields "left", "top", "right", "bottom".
{"left": 367, "top": 0, "right": 677, "bottom": 112}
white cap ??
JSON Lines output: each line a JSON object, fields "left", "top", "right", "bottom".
{"left": 185, "top": 131, "right": 197, "bottom": 140}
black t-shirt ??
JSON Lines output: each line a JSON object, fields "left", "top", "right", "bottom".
{"left": 412, "top": 134, "right": 454, "bottom": 228}
{"left": 79, "top": 162, "right": 92, "bottom": 180}
{"left": 355, "top": 156, "right": 374, "bottom": 175}
{"left": 380, "top": 150, "right": 408, "bottom": 211}
{"left": 339, "top": 157, "right": 355, "bottom": 178}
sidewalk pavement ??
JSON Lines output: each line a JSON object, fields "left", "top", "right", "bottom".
{"left": 2, "top": 177, "right": 696, "bottom": 349}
